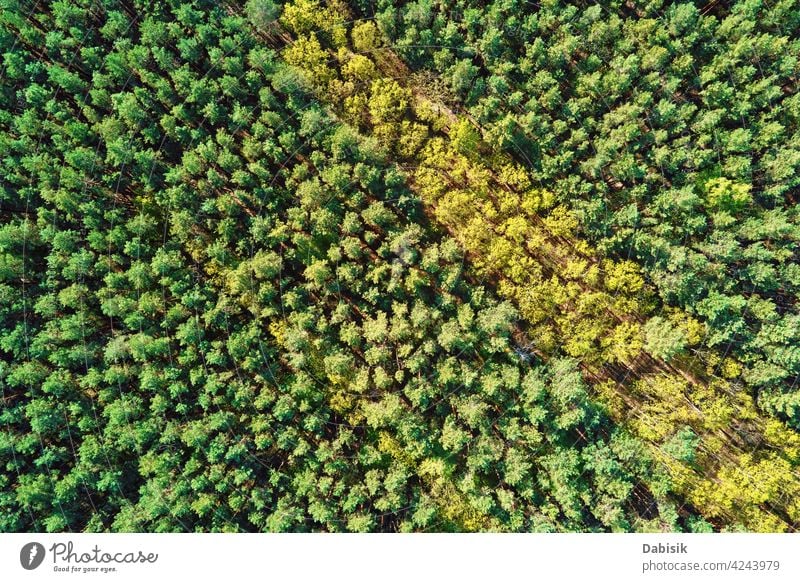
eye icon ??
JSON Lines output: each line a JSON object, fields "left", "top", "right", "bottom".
{"left": 20, "top": 542, "right": 46, "bottom": 570}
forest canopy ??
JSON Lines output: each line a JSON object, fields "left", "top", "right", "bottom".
{"left": 1, "top": 0, "right": 800, "bottom": 532}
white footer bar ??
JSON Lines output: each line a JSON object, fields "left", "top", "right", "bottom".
{"left": 1, "top": 533, "right": 797, "bottom": 582}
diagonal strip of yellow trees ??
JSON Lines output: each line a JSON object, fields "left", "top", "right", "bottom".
{"left": 256, "top": 0, "right": 800, "bottom": 531}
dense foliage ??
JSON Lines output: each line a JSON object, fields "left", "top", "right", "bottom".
{"left": 1, "top": 0, "right": 799, "bottom": 532}
{"left": 379, "top": 0, "right": 800, "bottom": 426}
